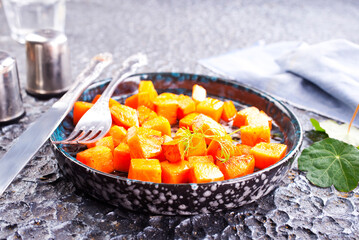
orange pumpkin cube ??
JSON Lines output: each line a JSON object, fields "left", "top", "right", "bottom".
{"left": 162, "top": 140, "right": 185, "bottom": 163}
{"left": 192, "top": 114, "right": 227, "bottom": 144}
{"left": 161, "top": 160, "right": 191, "bottom": 184}
{"left": 207, "top": 137, "right": 237, "bottom": 161}
{"left": 113, "top": 142, "right": 131, "bottom": 172}
{"left": 185, "top": 134, "right": 207, "bottom": 158}
{"left": 233, "top": 106, "right": 271, "bottom": 129}
{"left": 153, "top": 93, "right": 179, "bottom": 125}
{"left": 86, "top": 136, "right": 115, "bottom": 152}
{"left": 178, "top": 112, "right": 200, "bottom": 130}
{"left": 189, "top": 162, "right": 224, "bottom": 183}
{"left": 125, "top": 93, "right": 138, "bottom": 109}
{"left": 110, "top": 104, "right": 139, "bottom": 129}
{"left": 236, "top": 144, "right": 252, "bottom": 156}
{"left": 139, "top": 80, "right": 158, "bottom": 94}
{"left": 216, "top": 155, "right": 255, "bottom": 180}
{"left": 72, "top": 101, "right": 93, "bottom": 125}
{"left": 177, "top": 94, "right": 196, "bottom": 119}
{"left": 192, "top": 84, "right": 206, "bottom": 104}
{"left": 76, "top": 146, "right": 114, "bottom": 173}
{"left": 128, "top": 158, "right": 162, "bottom": 183}
{"left": 188, "top": 155, "right": 214, "bottom": 166}
{"left": 172, "top": 128, "right": 207, "bottom": 158}
{"left": 142, "top": 116, "right": 171, "bottom": 136}
{"left": 258, "top": 111, "right": 272, "bottom": 129}
{"left": 233, "top": 106, "right": 260, "bottom": 128}
{"left": 240, "top": 125, "right": 271, "bottom": 147}
{"left": 221, "top": 100, "right": 237, "bottom": 122}
{"left": 126, "top": 126, "right": 163, "bottom": 159}
{"left": 250, "top": 142, "right": 287, "bottom": 169}
{"left": 196, "top": 97, "right": 224, "bottom": 122}
{"left": 137, "top": 105, "right": 158, "bottom": 126}
{"left": 108, "top": 125, "right": 127, "bottom": 147}
{"left": 137, "top": 81, "right": 158, "bottom": 110}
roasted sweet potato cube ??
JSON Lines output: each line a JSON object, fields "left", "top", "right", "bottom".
{"left": 172, "top": 128, "right": 207, "bottom": 159}
{"left": 221, "top": 100, "right": 237, "bottom": 122}
{"left": 177, "top": 94, "right": 196, "bottom": 119}
{"left": 207, "top": 137, "right": 237, "bottom": 161}
{"left": 192, "top": 84, "right": 206, "bottom": 104}
{"left": 161, "top": 160, "right": 191, "bottom": 184}
{"left": 110, "top": 104, "right": 139, "bottom": 129}
{"left": 73, "top": 101, "right": 93, "bottom": 125}
{"left": 86, "top": 136, "right": 115, "bottom": 152}
{"left": 178, "top": 113, "right": 200, "bottom": 131}
{"left": 163, "top": 135, "right": 173, "bottom": 143}
{"left": 233, "top": 106, "right": 271, "bottom": 129}
{"left": 186, "top": 134, "right": 207, "bottom": 158}
{"left": 137, "top": 81, "right": 158, "bottom": 110}
{"left": 138, "top": 92, "right": 155, "bottom": 110}
{"left": 142, "top": 116, "right": 171, "bottom": 136}
{"left": 233, "top": 106, "right": 260, "bottom": 128}
{"left": 162, "top": 140, "right": 185, "bottom": 163}
{"left": 153, "top": 94, "right": 178, "bottom": 125}
{"left": 259, "top": 111, "right": 272, "bottom": 129}
{"left": 139, "top": 80, "right": 158, "bottom": 94}
{"left": 240, "top": 125, "right": 271, "bottom": 147}
{"left": 157, "top": 135, "right": 173, "bottom": 162}
{"left": 188, "top": 155, "right": 214, "bottom": 167}
{"left": 189, "top": 162, "right": 224, "bottom": 183}
{"left": 250, "top": 142, "right": 287, "bottom": 169}
{"left": 196, "top": 97, "right": 224, "bottom": 122}
{"left": 128, "top": 158, "right": 162, "bottom": 183}
{"left": 173, "top": 128, "right": 189, "bottom": 144}
{"left": 125, "top": 93, "right": 138, "bottom": 109}
{"left": 236, "top": 144, "right": 252, "bottom": 156}
{"left": 137, "top": 105, "right": 158, "bottom": 126}
{"left": 113, "top": 142, "right": 131, "bottom": 172}
{"left": 216, "top": 155, "right": 255, "bottom": 180}
{"left": 76, "top": 146, "right": 114, "bottom": 173}
{"left": 92, "top": 94, "right": 119, "bottom": 107}
{"left": 126, "top": 126, "right": 163, "bottom": 159}
{"left": 108, "top": 125, "right": 127, "bottom": 147}
{"left": 192, "top": 114, "right": 227, "bottom": 144}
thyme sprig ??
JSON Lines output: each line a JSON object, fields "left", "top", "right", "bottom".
{"left": 174, "top": 127, "right": 240, "bottom": 162}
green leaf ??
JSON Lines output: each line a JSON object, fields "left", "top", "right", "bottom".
{"left": 310, "top": 118, "right": 326, "bottom": 132}
{"left": 320, "top": 120, "right": 359, "bottom": 147}
{"left": 298, "top": 138, "right": 359, "bottom": 192}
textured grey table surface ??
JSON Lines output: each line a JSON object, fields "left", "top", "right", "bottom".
{"left": 1, "top": 0, "right": 359, "bottom": 239}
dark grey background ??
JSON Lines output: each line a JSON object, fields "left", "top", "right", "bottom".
{"left": 1, "top": 0, "right": 359, "bottom": 239}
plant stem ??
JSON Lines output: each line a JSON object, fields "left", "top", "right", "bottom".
{"left": 348, "top": 104, "right": 359, "bottom": 134}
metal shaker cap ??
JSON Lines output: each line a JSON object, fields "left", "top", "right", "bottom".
{"left": 0, "top": 51, "right": 25, "bottom": 124}
{"left": 25, "top": 29, "right": 72, "bottom": 97}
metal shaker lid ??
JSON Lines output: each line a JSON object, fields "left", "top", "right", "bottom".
{"left": 0, "top": 51, "right": 25, "bottom": 124}
{"left": 25, "top": 29, "right": 72, "bottom": 97}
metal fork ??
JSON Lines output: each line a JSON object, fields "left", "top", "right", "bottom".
{"left": 55, "top": 53, "right": 148, "bottom": 144}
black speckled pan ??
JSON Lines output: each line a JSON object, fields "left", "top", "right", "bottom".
{"left": 51, "top": 72, "right": 303, "bottom": 215}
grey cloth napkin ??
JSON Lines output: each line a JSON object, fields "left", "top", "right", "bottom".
{"left": 199, "top": 39, "right": 359, "bottom": 126}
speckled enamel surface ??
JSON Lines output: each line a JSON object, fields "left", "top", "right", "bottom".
{"left": 51, "top": 72, "right": 303, "bottom": 215}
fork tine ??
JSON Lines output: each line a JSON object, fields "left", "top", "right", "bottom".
{"left": 62, "top": 129, "right": 84, "bottom": 142}
{"left": 78, "top": 130, "right": 108, "bottom": 144}
{"left": 77, "top": 129, "right": 100, "bottom": 142}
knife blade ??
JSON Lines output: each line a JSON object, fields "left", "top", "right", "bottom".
{"left": 0, "top": 53, "right": 113, "bottom": 196}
